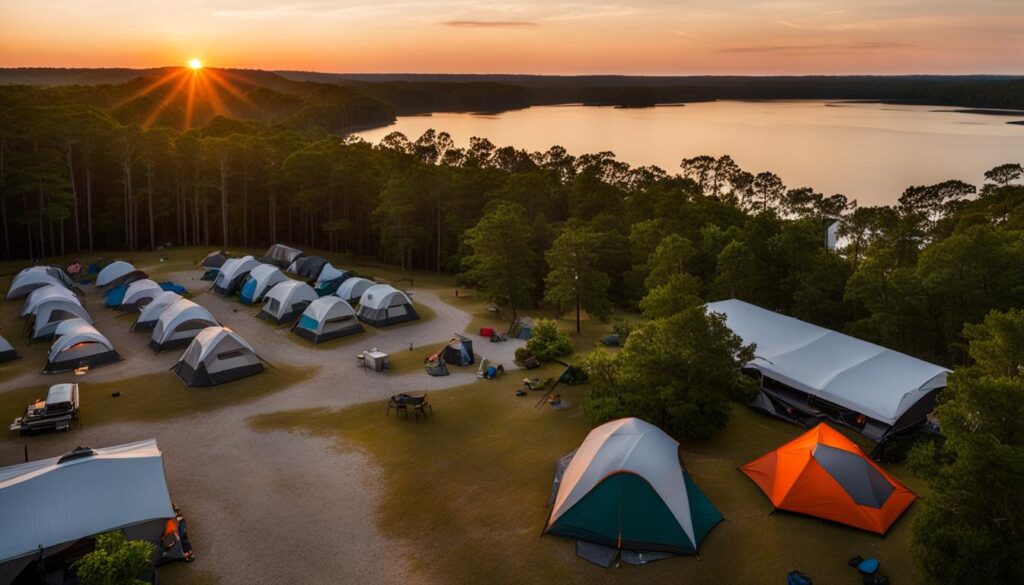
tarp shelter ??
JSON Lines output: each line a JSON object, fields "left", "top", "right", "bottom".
{"left": 6, "top": 269, "right": 71, "bottom": 300}
{"left": 259, "top": 281, "right": 317, "bottom": 325}
{"left": 263, "top": 244, "right": 303, "bottom": 268}
{"left": 511, "top": 317, "right": 534, "bottom": 340}
{"left": 119, "top": 279, "right": 164, "bottom": 310}
{"left": 173, "top": 326, "right": 264, "bottom": 386}
{"left": 545, "top": 418, "right": 722, "bottom": 566}
{"left": 292, "top": 297, "right": 364, "bottom": 343}
{"left": 103, "top": 284, "right": 129, "bottom": 308}
{"left": 315, "top": 263, "right": 350, "bottom": 296}
{"left": 289, "top": 255, "right": 329, "bottom": 280}
{"left": 0, "top": 439, "right": 174, "bottom": 585}
{"left": 357, "top": 285, "right": 419, "bottom": 327}
{"left": 211, "top": 255, "right": 260, "bottom": 296}
{"left": 29, "top": 297, "right": 92, "bottom": 340}
{"left": 741, "top": 423, "right": 917, "bottom": 534}
{"left": 199, "top": 250, "right": 228, "bottom": 268}
{"left": 0, "top": 334, "right": 19, "bottom": 363}
{"left": 21, "top": 284, "right": 78, "bottom": 317}
{"left": 440, "top": 334, "right": 474, "bottom": 366}
{"left": 131, "top": 291, "right": 182, "bottom": 332}
{"left": 334, "top": 277, "right": 375, "bottom": 304}
{"left": 95, "top": 260, "right": 135, "bottom": 287}
{"left": 159, "top": 282, "right": 187, "bottom": 295}
{"left": 150, "top": 299, "right": 218, "bottom": 352}
{"left": 239, "top": 264, "right": 289, "bottom": 305}
{"left": 706, "top": 299, "right": 949, "bottom": 442}
{"left": 44, "top": 319, "right": 120, "bottom": 373}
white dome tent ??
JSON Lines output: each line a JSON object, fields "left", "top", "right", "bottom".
{"left": 119, "top": 279, "right": 164, "bottom": 311}
{"left": 131, "top": 291, "right": 182, "bottom": 332}
{"left": 291, "top": 296, "right": 364, "bottom": 343}
{"left": 0, "top": 334, "right": 20, "bottom": 363}
{"left": 544, "top": 418, "right": 722, "bottom": 567}
{"left": 263, "top": 243, "right": 303, "bottom": 268}
{"left": 238, "top": 264, "right": 289, "bottom": 305}
{"left": 211, "top": 256, "right": 260, "bottom": 296}
{"left": 28, "top": 297, "right": 92, "bottom": 340}
{"left": 356, "top": 284, "right": 419, "bottom": 327}
{"left": 149, "top": 299, "right": 218, "bottom": 352}
{"left": 21, "top": 284, "right": 79, "bottom": 317}
{"left": 95, "top": 261, "right": 135, "bottom": 288}
{"left": 258, "top": 281, "right": 317, "bottom": 325}
{"left": 173, "top": 326, "right": 265, "bottom": 386}
{"left": 44, "top": 319, "right": 120, "bottom": 373}
{"left": 334, "top": 277, "right": 375, "bottom": 304}
{"left": 6, "top": 270, "right": 71, "bottom": 300}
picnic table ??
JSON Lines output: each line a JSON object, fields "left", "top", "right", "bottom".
{"left": 387, "top": 393, "right": 432, "bottom": 420}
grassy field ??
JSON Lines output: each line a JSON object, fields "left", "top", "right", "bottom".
{"left": 250, "top": 373, "right": 924, "bottom": 585}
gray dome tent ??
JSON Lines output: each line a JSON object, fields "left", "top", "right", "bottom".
{"left": 289, "top": 255, "right": 329, "bottom": 280}
{"left": 263, "top": 244, "right": 303, "bottom": 269}
{"left": 439, "top": 334, "right": 475, "bottom": 366}
{"left": 199, "top": 250, "right": 228, "bottom": 268}
{"left": 173, "top": 326, "right": 264, "bottom": 386}
{"left": 44, "top": 319, "right": 121, "bottom": 374}
{"left": 0, "top": 333, "right": 20, "bottom": 363}
{"left": 95, "top": 261, "right": 135, "bottom": 288}
{"left": 119, "top": 279, "right": 164, "bottom": 311}
{"left": 258, "top": 281, "right": 317, "bottom": 325}
{"left": 21, "top": 284, "right": 79, "bottom": 317}
{"left": 238, "top": 264, "right": 289, "bottom": 305}
{"left": 29, "top": 296, "right": 92, "bottom": 340}
{"left": 6, "top": 268, "right": 73, "bottom": 300}
{"left": 211, "top": 255, "right": 260, "bottom": 296}
{"left": 131, "top": 291, "right": 182, "bottom": 332}
{"left": 356, "top": 285, "right": 419, "bottom": 327}
{"left": 333, "top": 277, "right": 375, "bottom": 304}
{"left": 291, "top": 297, "right": 364, "bottom": 343}
{"left": 314, "top": 263, "right": 350, "bottom": 296}
{"left": 149, "top": 299, "right": 219, "bottom": 352}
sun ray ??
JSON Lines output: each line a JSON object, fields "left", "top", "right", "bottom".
{"left": 184, "top": 73, "right": 198, "bottom": 130}
{"left": 206, "top": 69, "right": 255, "bottom": 107}
{"left": 112, "top": 67, "right": 187, "bottom": 109}
{"left": 197, "top": 70, "right": 228, "bottom": 117}
{"left": 142, "top": 69, "right": 192, "bottom": 128}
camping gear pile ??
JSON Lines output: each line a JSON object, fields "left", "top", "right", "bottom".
{"left": 476, "top": 358, "right": 504, "bottom": 379}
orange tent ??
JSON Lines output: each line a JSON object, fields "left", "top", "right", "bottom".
{"left": 741, "top": 423, "right": 916, "bottom": 534}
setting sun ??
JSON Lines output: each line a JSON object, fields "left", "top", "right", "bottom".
{"left": 187, "top": 58, "right": 202, "bottom": 70}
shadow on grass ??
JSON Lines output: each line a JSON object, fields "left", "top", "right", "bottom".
{"left": 0, "top": 364, "right": 317, "bottom": 441}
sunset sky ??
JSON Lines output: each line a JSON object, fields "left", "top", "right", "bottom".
{"left": 1, "top": 0, "right": 1021, "bottom": 74}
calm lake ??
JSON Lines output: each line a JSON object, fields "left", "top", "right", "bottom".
{"left": 356, "top": 101, "right": 1024, "bottom": 206}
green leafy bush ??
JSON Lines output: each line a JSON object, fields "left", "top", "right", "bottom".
{"left": 74, "top": 531, "right": 154, "bottom": 585}
{"left": 525, "top": 319, "right": 573, "bottom": 361}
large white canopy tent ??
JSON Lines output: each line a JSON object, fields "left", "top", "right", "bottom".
{"left": 0, "top": 440, "right": 175, "bottom": 584}
{"left": 706, "top": 299, "right": 949, "bottom": 441}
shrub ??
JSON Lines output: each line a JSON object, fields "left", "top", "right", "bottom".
{"left": 525, "top": 319, "right": 573, "bottom": 361}
{"left": 514, "top": 347, "right": 531, "bottom": 364}
{"left": 74, "top": 531, "right": 154, "bottom": 585}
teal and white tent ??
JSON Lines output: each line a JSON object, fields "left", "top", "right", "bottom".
{"left": 545, "top": 418, "right": 722, "bottom": 566}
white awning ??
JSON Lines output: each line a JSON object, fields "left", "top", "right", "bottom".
{"left": 707, "top": 299, "right": 949, "bottom": 425}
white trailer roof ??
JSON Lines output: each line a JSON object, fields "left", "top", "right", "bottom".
{"left": 707, "top": 299, "right": 949, "bottom": 424}
{"left": 0, "top": 439, "right": 174, "bottom": 564}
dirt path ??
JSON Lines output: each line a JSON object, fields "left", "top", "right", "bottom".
{"left": 0, "top": 271, "right": 525, "bottom": 585}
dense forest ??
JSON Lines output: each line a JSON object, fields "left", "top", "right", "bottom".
{"left": 1, "top": 72, "right": 1022, "bottom": 584}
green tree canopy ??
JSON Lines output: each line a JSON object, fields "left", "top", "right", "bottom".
{"left": 461, "top": 201, "right": 537, "bottom": 327}
{"left": 543, "top": 224, "right": 612, "bottom": 332}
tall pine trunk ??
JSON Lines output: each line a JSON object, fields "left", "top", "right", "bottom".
{"left": 147, "top": 156, "right": 155, "bottom": 250}
{"left": 66, "top": 145, "right": 81, "bottom": 252}
{"left": 219, "top": 155, "right": 229, "bottom": 246}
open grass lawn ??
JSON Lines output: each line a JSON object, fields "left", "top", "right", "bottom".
{"left": 250, "top": 374, "right": 924, "bottom": 585}
{"left": 0, "top": 364, "right": 316, "bottom": 442}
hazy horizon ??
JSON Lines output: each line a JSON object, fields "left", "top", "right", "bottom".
{"left": 2, "top": 1, "right": 1022, "bottom": 75}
